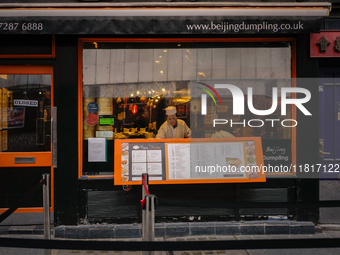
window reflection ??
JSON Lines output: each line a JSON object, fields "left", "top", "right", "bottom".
{"left": 0, "top": 74, "right": 51, "bottom": 152}
{"left": 82, "top": 43, "right": 293, "bottom": 176}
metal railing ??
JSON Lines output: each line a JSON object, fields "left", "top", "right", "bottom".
{"left": 0, "top": 173, "right": 51, "bottom": 255}
{"left": 1, "top": 173, "right": 340, "bottom": 251}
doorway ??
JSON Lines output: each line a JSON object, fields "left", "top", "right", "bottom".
{"left": 0, "top": 65, "right": 54, "bottom": 225}
{"left": 319, "top": 67, "right": 340, "bottom": 223}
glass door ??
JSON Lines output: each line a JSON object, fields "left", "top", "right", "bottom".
{"left": 0, "top": 66, "right": 53, "bottom": 219}
{"left": 319, "top": 67, "right": 340, "bottom": 224}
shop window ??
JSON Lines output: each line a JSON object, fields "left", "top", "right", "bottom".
{"left": 80, "top": 40, "right": 294, "bottom": 177}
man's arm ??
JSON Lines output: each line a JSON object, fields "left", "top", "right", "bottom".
{"left": 184, "top": 122, "right": 191, "bottom": 138}
{"left": 156, "top": 124, "right": 166, "bottom": 139}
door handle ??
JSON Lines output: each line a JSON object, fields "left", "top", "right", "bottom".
{"left": 319, "top": 150, "right": 331, "bottom": 158}
{"left": 319, "top": 139, "right": 331, "bottom": 158}
{"left": 52, "top": 107, "right": 57, "bottom": 168}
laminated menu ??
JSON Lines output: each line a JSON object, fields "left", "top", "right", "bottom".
{"left": 114, "top": 138, "right": 265, "bottom": 185}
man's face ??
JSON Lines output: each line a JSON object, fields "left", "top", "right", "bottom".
{"left": 167, "top": 114, "right": 177, "bottom": 126}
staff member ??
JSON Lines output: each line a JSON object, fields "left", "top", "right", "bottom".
{"left": 156, "top": 106, "right": 190, "bottom": 139}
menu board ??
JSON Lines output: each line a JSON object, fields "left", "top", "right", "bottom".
{"left": 167, "top": 143, "right": 191, "bottom": 179}
{"left": 114, "top": 138, "right": 266, "bottom": 185}
{"left": 120, "top": 142, "right": 166, "bottom": 182}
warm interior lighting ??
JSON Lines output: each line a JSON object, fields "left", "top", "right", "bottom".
{"left": 131, "top": 104, "right": 137, "bottom": 114}
{"left": 197, "top": 72, "right": 206, "bottom": 78}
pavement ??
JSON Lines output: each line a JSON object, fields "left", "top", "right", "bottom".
{"left": 0, "top": 224, "right": 340, "bottom": 255}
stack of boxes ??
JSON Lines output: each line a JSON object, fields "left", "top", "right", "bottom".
{"left": 0, "top": 87, "right": 11, "bottom": 152}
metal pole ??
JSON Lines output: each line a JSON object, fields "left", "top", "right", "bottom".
{"left": 145, "top": 195, "right": 150, "bottom": 240}
{"left": 142, "top": 194, "right": 149, "bottom": 255}
{"left": 142, "top": 173, "right": 149, "bottom": 240}
{"left": 144, "top": 195, "right": 155, "bottom": 255}
{"left": 149, "top": 195, "right": 155, "bottom": 242}
{"left": 43, "top": 174, "right": 51, "bottom": 255}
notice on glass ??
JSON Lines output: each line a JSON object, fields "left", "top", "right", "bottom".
{"left": 167, "top": 143, "right": 191, "bottom": 179}
{"left": 88, "top": 138, "right": 107, "bottom": 162}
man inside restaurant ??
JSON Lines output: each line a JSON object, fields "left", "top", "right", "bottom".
{"left": 156, "top": 106, "right": 190, "bottom": 139}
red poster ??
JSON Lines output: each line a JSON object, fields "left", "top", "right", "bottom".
{"left": 310, "top": 31, "right": 340, "bottom": 57}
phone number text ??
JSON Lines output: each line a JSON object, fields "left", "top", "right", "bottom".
{"left": 0, "top": 22, "right": 43, "bottom": 31}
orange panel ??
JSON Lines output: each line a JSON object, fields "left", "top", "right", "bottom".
{"left": 78, "top": 39, "right": 84, "bottom": 178}
{"left": 114, "top": 138, "right": 266, "bottom": 185}
{"left": 0, "top": 152, "right": 52, "bottom": 167}
{"left": 0, "top": 65, "right": 53, "bottom": 74}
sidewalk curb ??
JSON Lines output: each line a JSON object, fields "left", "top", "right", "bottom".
{"left": 0, "top": 221, "right": 316, "bottom": 239}
{"left": 319, "top": 224, "right": 340, "bottom": 231}
{"left": 50, "top": 221, "right": 315, "bottom": 239}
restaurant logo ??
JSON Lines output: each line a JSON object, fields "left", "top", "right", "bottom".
{"left": 198, "top": 84, "right": 311, "bottom": 128}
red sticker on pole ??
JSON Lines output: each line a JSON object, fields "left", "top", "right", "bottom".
{"left": 140, "top": 198, "right": 146, "bottom": 209}
{"left": 86, "top": 113, "right": 99, "bottom": 126}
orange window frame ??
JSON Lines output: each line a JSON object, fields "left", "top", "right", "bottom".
{"left": 77, "top": 37, "right": 297, "bottom": 179}
{"left": 0, "top": 65, "right": 54, "bottom": 213}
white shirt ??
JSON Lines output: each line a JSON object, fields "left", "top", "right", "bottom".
{"left": 156, "top": 119, "right": 191, "bottom": 139}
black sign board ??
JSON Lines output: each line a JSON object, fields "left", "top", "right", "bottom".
{"left": 0, "top": 16, "right": 322, "bottom": 35}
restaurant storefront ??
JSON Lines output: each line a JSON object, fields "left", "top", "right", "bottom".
{"left": 0, "top": 2, "right": 331, "bottom": 226}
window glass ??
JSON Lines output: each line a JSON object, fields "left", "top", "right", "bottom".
{"left": 0, "top": 74, "right": 51, "bottom": 152}
{"left": 82, "top": 42, "right": 292, "bottom": 176}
